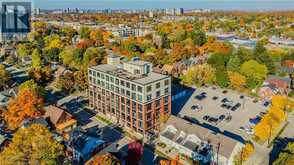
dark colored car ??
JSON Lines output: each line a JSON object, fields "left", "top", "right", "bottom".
{"left": 235, "top": 103, "right": 241, "bottom": 107}
{"left": 231, "top": 106, "right": 238, "bottom": 111}
{"left": 222, "top": 90, "right": 228, "bottom": 94}
{"left": 226, "top": 105, "right": 232, "bottom": 109}
{"left": 221, "top": 98, "right": 228, "bottom": 103}
{"left": 226, "top": 115, "right": 232, "bottom": 122}
{"left": 219, "top": 115, "right": 226, "bottom": 121}
{"left": 203, "top": 115, "right": 210, "bottom": 121}
{"left": 240, "top": 95, "right": 245, "bottom": 99}
{"left": 221, "top": 104, "right": 227, "bottom": 108}
{"left": 200, "top": 92, "right": 207, "bottom": 96}
{"left": 212, "top": 96, "right": 218, "bottom": 100}
{"left": 263, "top": 101, "right": 270, "bottom": 107}
{"left": 208, "top": 117, "right": 218, "bottom": 123}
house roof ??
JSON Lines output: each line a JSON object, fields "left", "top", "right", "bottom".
{"left": 44, "top": 105, "right": 73, "bottom": 125}
{"left": 162, "top": 116, "right": 242, "bottom": 158}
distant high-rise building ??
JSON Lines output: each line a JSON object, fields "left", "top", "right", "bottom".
{"left": 148, "top": 11, "right": 154, "bottom": 18}
{"left": 0, "top": 1, "right": 31, "bottom": 42}
{"left": 175, "top": 8, "right": 184, "bottom": 15}
{"left": 88, "top": 55, "right": 172, "bottom": 136}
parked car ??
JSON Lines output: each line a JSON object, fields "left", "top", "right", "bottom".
{"left": 231, "top": 103, "right": 241, "bottom": 111}
{"left": 225, "top": 115, "right": 232, "bottom": 122}
{"left": 249, "top": 116, "right": 261, "bottom": 125}
{"left": 221, "top": 104, "right": 227, "bottom": 108}
{"left": 221, "top": 98, "right": 228, "bottom": 103}
{"left": 200, "top": 92, "right": 207, "bottom": 96}
{"left": 212, "top": 96, "right": 218, "bottom": 100}
{"left": 239, "top": 126, "right": 245, "bottom": 131}
{"left": 240, "top": 95, "right": 245, "bottom": 99}
{"left": 259, "top": 112, "right": 267, "bottom": 116}
{"left": 195, "top": 95, "right": 206, "bottom": 100}
{"left": 219, "top": 115, "right": 226, "bottom": 121}
{"left": 203, "top": 115, "right": 210, "bottom": 121}
{"left": 208, "top": 117, "right": 218, "bottom": 123}
{"left": 263, "top": 101, "right": 270, "bottom": 107}
{"left": 246, "top": 129, "right": 254, "bottom": 135}
{"left": 191, "top": 105, "right": 202, "bottom": 111}
{"left": 222, "top": 90, "right": 228, "bottom": 94}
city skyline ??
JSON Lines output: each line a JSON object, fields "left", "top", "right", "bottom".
{"left": 34, "top": 0, "right": 294, "bottom": 11}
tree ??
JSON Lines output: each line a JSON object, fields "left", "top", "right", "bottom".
{"left": 183, "top": 64, "right": 215, "bottom": 86}
{"left": 271, "top": 95, "right": 288, "bottom": 110}
{"left": 236, "top": 46, "right": 253, "bottom": 63}
{"left": 160, "top": 155, "right": 183, "bottom": 165}
{"left": 31, "top": 49, "right": 42, "bottom": 69}
{"left": 4, "top": 89, "right": 44, "bottom": 130}
{"left": 227, "top": 54, "right": 241, "bottom": 72}
{"left": 191, "top": 23, "right": 207, "bottom": 46}
{"left": 83, "top": 47, "right": 105, "bottom": 69}
{"left": 80, "top": 26, "right": 91, "bottom": 39}
{"left": 228, "top": 71, "right": 246, "bottom": 90}
{"left": 241, "top": 60, "right": 268, "bottom": 88}
{"left": 17, "top": 43, "right": 31, "bottom": 58}
{"left": 55, "top": 72, "right": 75, "bottom": 93}
{"left": 234, "top": 143, "right": 254, "bottom": 165}
{"left": 215, "top": 69, "right": 229, "bottom": 88}
{"left": 0, "top": 64, "right": 10, "bottom": 90}
{"left": 273, "top": 142, "right": 294, "bottom": 165}
{"left": 126, "top": 140, "right": 143, "bottom": 165}
{"left": 19, "top": 80, "right": 45, "bottom": 96}
{"left": 254, "top": 41, "right": 275, "bottom": 74}
{"left": 86, "top": 153, "right": 121, "bottom": 165}
{"left": 0, "top": 124, "right": 64, "bottom": 164}
{"left": 207, "top": 53, "right": 230, "bottom": 69}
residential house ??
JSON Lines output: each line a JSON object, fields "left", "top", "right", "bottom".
{"left": 160, "top": 116, "right": 244, "bottom": 165}
{"left": 0, "top": 87, "right": 18, "bottom": 106}
{"left": 67, "top": 128, "right": 107, "bottom": 163}
{"left": 44, "top": 105, "right": 77, "bottom": 134}
{"left": 259, "top": 75, "right": 291, "bottom": 101}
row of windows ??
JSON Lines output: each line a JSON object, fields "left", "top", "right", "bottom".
{"left": 89, "top": 70, "right": 143, "bottom": 93}
{"left": 146, "top": 79, "right": 170, "bottom": 93}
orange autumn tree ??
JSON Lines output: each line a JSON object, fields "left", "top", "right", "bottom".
{"left": 86, "top": 153, "right": 121, "bottom": 165}
{"left": 4, "top": 89, "right": 44, "bottom": 130}
{"left": 160, "top": 155, "right": 183, "bottom": 165}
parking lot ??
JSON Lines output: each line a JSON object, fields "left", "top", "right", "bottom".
{"left": 179, "top": 86, "right": 268, "bottom": 140}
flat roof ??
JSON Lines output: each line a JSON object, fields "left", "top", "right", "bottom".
{"left": 90, "top": 64, "right": 169, "bottom": 85}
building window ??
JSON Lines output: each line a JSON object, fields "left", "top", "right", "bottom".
{"left": 138, "top": 104, "right": 142, "bottom": 112}
{"left": 164, "top": 79, "right": 169, "bottom": 86}
{"left": 147, "top": 94, "right": 152, "bottom": 101}
{"left": 132, "top": 93, "right": 136, "bottom": 100}
{"left": 155, "top": 100, "right": 160, "bottom": 107}
{"left": 101, "top": 74, "right": 105, "bottom": 79}
{"left": 126, "top": 82, "right": 130, "bottom": 88}
{"left": 131, "top": 84, "right": 136, "bottom": 91}
{"left": 106, "top": 75, "right": 109, "bottom": 81}
{"left": 137, "top": 94, "right": 142, "bottom": 102}
{"left": 156, "top": 91, "right": 160, "bottom": 97}
{"left": 147, "top": 85, "right": 152, "bottom": 92}
{"left": 147, "top": 103, "right": 152, "bottom": 110}
{"left": 126, "top": 90, "right": 130, "bottom": 97}
{"left": 89, "top": 70, "right": 92, "bottom": 75}
{"left": 156, "top": 82, "right": 160, "bottom": 89}
{"left": 97, "top": 72, "right": 100, "bottom": 78}
{"left": 164, "top": 105, "right": 169, "bottom": 112}
{"left": 121, "top": 88, "right": 125, "bottom": 95}
{"left": 115, "top": 78, "right": 119, "bottom": 85}
{"left": 120, "top": 80, "right": 125, "bottom": 86}
{"left": 164, "top": 96, "right": 169, "bottom": 104}
{"left": 164, "top": 87, "right": 169, "bottom": 94}
{"left": 137, "top": 86, "right": 143, "bottom": 93}
{"left": 110, "top": 77, "right": 114, "bottom": 83}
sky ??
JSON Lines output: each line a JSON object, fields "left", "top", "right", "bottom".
{"left": 32, "top": 0, "right": 294, "bottom": 11}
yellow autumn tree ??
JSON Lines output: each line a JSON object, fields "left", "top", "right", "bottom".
{"left": 228, "top": 71, "right": 246, "bottom": 90}
{"left": 271, "top": 95, "right": 288, "bottom": 110}
{"left": 234, "top": 143, "right": 254, "bottom": 165}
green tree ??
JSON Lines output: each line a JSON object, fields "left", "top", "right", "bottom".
{"left": 227, "top": 54, "right": 241, "bottom": 72}
{"left": 183, "top": 64, "right": 215, "bottom": 86}
{"left": 31, "top": 49, "right": 42, "bottom": 69}
{"left": 80, "top": 26, "right": 91, "bottom": 39}
{"left": 241, "top": 60, "right": 268, "bottom": 88}
{"left": 19, "top": 80, "right": 45, "bottom": 96}
{"left": 83, "top": 47, "right": 105, "bottom": 69}
{"left": 0, "top": 124, "right": 64, "bottom": 165}
{"left": 207, "top": 53, "right": 230, "bottom": 69}
{"left": 236, "top": 46, "right": 253, "bottom": 63}
{"left": 17, "top": 43, "right": 31, "bottom": 58}
{"left": 0, "top": 64, "right": 10, "bottom": 90}
{"left": 215, "top": 69, "right": 229, "bottom": 88}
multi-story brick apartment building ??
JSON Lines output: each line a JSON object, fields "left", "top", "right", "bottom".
{"left": 88, "top": 54, "right": 171, "bottom": 136}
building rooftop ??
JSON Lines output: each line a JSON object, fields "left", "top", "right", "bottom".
{"left": 91, "top": 64, "right": 169, "bottom": 85}
{"left": 161, "top": 115, "right": 242, "bottom": 158}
